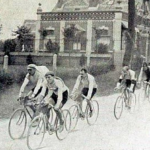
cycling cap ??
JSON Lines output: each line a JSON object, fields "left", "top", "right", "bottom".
{"left": 27, "top": 64, "right": 37, "bottom": 70}
{"left": 45, "top": 71, "right": 55, "bottom": 77}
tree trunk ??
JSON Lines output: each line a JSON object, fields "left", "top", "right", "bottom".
{"left": 123, "top": 0, "right": 135, "bottom": 67}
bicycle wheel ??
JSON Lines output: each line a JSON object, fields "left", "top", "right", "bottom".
{"left": 69, "top": 105, "right": 79, "bottom": 130}
{"left": 86, "top": 100, "right": 99, "bottom": 125}
{"left": 128, "top": 93, "right": 136, "bottom": 113}
{"left": 8, "top": 108, "right": 27, "bottom": 139}
{"left": 56, "top": 109, "right": 71, "bottom": 140}
{"left": 47, "top": 108, "right": 54, "bottom": 135}
{"left": 114, "top": 96, "right": 124, "bottom": 120}
{"left": 138, "top": 88, "right": 146, "bottom": 102}
{"left": 147, "top": 85, "right": 150, "bottom": 103}
{"left": 27, "top": 116, "right": 45, "bottom": 150}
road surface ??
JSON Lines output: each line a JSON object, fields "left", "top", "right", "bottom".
{"left": 1, "top": 90, "right": 150, "bottom": 150}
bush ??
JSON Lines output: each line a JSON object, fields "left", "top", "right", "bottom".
{"left": 79, "top": 54, "right": 86, "bottom": 67}
{"left": 88, "top": 62, "right": 115, "bottom": 76}
{"left": 26, "top": 54, "right": 34, "bottom": 65}
{"left": 97, "top": 43, "right": 108, "bottom": 54}
{"left": 0, "top": 70, "right": 14, "bottom": 90}
{"left": 45, "top": 39, "right": 60, "bottom": 54}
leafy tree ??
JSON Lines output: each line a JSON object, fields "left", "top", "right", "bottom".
{"left": 45, "top": 39, "right": 60, "bottom": 54}
{"left": 3, "top": 39, "right": 16, "bottom": 53}
{"left": 0, "top": 40, "right": 4, "bottom": 51}
{"left": 13, "top": 26, "right": 34, "bottom": 51}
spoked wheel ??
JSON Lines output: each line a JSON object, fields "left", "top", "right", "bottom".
{"left": 86, "top": 100, "right": 99, "bottom": 125}
{"left": 69, "top": 105, "right": 79, "bottom": 130}
{"left": 8, "top": 108, "right": 27, "bottom": 139}
{"left": 128, "top": 93, "right": 136, "bottom": 113}
{"left": 27, "top": 116, "right": 45, "bottom": 150}
{"left": 138, "top": 88, "right": 146, "bottom": 103}
{"left": 114, "top": 96, "right": 124, "bottom": 120}
{"left": 47, "top": 108, "right": 54, "bottom": 135}
{"left": 56, "top": 109, "right": 71, "bottom": 140}
{"left": 146, "top": 85, "right": 150, "bottom": 103}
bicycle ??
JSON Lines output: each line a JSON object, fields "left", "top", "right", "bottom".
{"left": 138, "top": 81, "right": 150, "bottom": 103}
{"left": 69, "top": 94, "right": 99, "bottom": 131}
{"left": 114, "top": 86, "right": 136, "bottom": 120}
{"left": 27, "top": 103, "right": 71, "bottom": 150}
{"left": 8, "top": 97, "right": 36, "bottom": 140}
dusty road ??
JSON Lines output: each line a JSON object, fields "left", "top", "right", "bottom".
{"left": 1, "top": 90, "right": 150, "bottom": 150}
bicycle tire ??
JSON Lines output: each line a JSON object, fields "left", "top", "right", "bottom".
{"left": 8, "top": 108, "right": 27, "bottom": 140}
{"left": 69, "top": 105, "right": 79, "bottom": 130}
{"left": 27, "top": 116, "right": 45, "bottom": 150}
{"left": 138, "top": 88, "right": 146, "bottom": 102}
{"left": 86, "top": 100, "right": 99, "bottom": 125}
{"left": 114, "top": 96, "right": 124, "bottom": 120}
{"left": 56, "top": 109, "right": 71, "bottom": 140}
{"left": 128, "top": 93, "right": 136, "bottom": 113}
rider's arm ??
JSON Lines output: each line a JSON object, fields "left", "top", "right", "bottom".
{"left": 32, "top": 76, "right": 43, "bottom": 97}
{"left": 56, "top": 80, "right": 63, "bottom": 106}
{"left": 71, "top": 76, "right": 81, "bottom": 94}
{"left": 87, "top": 75, "right": 94, "bottom": 99}
{"left": 138, "top": 67, "right": 143, "bottom": 82}
{"left": 19, "top": 74, "right": 29, "bottom": 97}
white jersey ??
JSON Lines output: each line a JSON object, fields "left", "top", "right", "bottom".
{"left": 41, "top": 77, "right": 69, "bottom": 105}
{"left": 19, "top": 66, "right": 49, "bottom": 97}
{"left": 72, "top": 73, "right": 97, "bottom": 99}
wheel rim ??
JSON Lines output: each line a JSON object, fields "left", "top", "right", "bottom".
{"left": 86, "top": 100, "right": 99, "bottom": 125}
{"left": 27, "top": 116, "right": 45, "bottom": 150}
{"left": 8, "top": 108, "right": 27, "bottom": 139}
{"left": 56, "top": 109, "right": 71, "bottom": 140}
{"left": 128, "top": 94, "right": 136, "bottom": 113}
{"left": 114, "top": 96, "right": 124, "bottom": 120}
{"left": 69, "top": 105, "right": 79, "bottom": 130}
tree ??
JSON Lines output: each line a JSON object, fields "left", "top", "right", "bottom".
{"left": 45, "top": 39, "right": 60, "bottom": 54}
{"left": 123, "top": 0, "right": 135, "bottom": 67}
{"left": 13, "top": 26, "right": 34, "bottom": 51}
{"left": 0, "top": 40, "right": 4, "bottom": 51}
{"left": 3, "top": 39, "right": 16, "bottom": 53}
{"left": 63, "top": 24, "right": 76, "bottom": 66}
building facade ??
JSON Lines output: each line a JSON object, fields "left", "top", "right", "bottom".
{"left": 24, "top": 0, "right": 150, "bottom": 67}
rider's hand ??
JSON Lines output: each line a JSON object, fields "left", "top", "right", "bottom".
{"left": 17, "top": 97, "right": 23, "bottom": 101}
{"left": 54, "top": 104, "right": 60, "bottom": 110}
{"left": 114, "top": 86, "right": 120, "bottom": 91}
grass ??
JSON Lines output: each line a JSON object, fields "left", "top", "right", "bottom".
{"left": 0, "top": 65, "right": 119, "bottom": 118}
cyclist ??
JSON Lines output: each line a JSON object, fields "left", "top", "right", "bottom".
{"left": 70, "top": 68, "right": 97, "bottom": 117}
{"left": 18, "top": 64, "right": 49, "bottom": 112}
{"left": 38, "top": 71, "right": 69, "bottom": 130}
{"left": 115, "top": 66, "right": 137, "bottom": 107}
{"left": 138, "top": 62, "right": 150, "bottom": 85}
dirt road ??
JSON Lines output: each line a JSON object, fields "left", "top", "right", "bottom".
{"left": 1, "top": 90, "right": 150, "bottom": 150}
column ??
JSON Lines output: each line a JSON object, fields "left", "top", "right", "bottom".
{"left": 60, "top": 21, "right": 65, "bottom": 52}
{"left": 35, "top": 4, "right": 42, "bottom": 53}
{"left": 86, "top": 20, "right": 93, "bottom": 66}
{"left": 113, "top": 12, "right": 122, "bottom": 51}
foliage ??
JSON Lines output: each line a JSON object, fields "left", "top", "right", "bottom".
{"left": 39, "top": 28, "right": 48, "bottom": 39}
{"left": 88, "top": 62, "right": 115, "bottom": 76}
{"left": 13, "top": 26, "right": 34, "bottom": 51}
{"left": 26, "top": 54, "right": 34, "bottom": 64}
{"left": 0, "top": 40, "right": 4, "bottom": 51}
{"left": 97, "top": 43, "right": 108, "bottom": 54}
{"left": 45, "top": 39, "right": 60, "bottom": 54}
{"left": 0, "top": 70, "right": 14, "bottom": 88}
{"left": 79, "top": 54, "right": 86, "bottom": 67}
{"left": 63, "top": 24, "right": 76, "bottom": 39}
{"left": 3, "top": 39, "right": 16, "bottom": 53}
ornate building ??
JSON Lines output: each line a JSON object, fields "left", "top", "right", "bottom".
{"left": 31, "top": 0, "right": 150, "bottom": 66}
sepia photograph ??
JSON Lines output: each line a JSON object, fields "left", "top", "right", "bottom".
{"left": 0, "top": 0, "right": 150, "bottom": 150}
